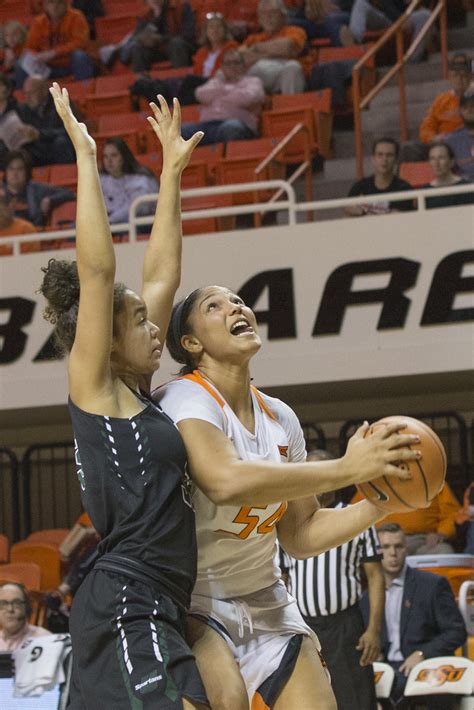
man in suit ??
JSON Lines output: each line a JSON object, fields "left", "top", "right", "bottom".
{"left": 360, "top": 522, "right": 467, "bottom": 709}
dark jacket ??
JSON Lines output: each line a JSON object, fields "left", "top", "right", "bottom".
{"left": 3, "top": 180, "right": 75, "bottom": 227}
{"left": 17, "top": 94, "right": 72, "bottom": 145}
{"left": 360, "top": 565, "right": 467, "bottom": 659}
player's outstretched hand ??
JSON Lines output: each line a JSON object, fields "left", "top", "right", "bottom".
{"left": 49, "top": 82, "right": 96, "bottom": 157}
{"left": 148, "top": 95, "right": 203, "bottom": 173}
{"left": 342, "top": 420, "right": 421, "bottom": 485}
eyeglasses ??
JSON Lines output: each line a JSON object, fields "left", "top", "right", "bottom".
{"left": 206, "top": 12, "right": 224, "bottom": 20}
{"left": 0, "top": 599, "right": 26, "bottom": 610}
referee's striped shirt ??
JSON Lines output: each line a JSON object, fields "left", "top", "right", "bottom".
{"left": 281, "top": 503, "right": 382, "bottom": 617}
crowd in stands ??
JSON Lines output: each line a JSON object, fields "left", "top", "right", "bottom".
{"left": 0, "top": 0, "right": 472, "bottom": 254}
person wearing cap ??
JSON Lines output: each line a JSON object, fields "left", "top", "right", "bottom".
{"left": 445, "top": 88, "right": 474, "bottom": 181}
{"left": 419, "top": 53, "right": 473, "bottom": 145}
{"left": 400, "top": 52, "right": 472, "bottom": 163}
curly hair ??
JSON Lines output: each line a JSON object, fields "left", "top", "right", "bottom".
{"left": 38, "top": 258, "right": 127, "bottom": 354}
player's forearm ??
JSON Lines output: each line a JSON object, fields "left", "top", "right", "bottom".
{"left": 366, "top": 566, "right": 385, "bottom": 632}
{"left": 279, "top": 501, "right": 385, "bottom": 559}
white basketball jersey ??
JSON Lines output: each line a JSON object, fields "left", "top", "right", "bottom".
{"left": 155, "top": 372, "right": 306, "bottom": 599}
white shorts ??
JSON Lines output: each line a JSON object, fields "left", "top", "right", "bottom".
{"left": 190, "top": 581, "right": 323, "bottom": 705}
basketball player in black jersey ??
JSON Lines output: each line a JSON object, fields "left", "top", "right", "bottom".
{"left": 38, "top": 84, "right": 208, "bottom": 709}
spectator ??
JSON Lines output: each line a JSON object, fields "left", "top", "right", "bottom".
{"left": 456, "top": 483, "right": 474, "bottom": 554}
{"left": 241, "top": 0, "right": 307, "bottom": 95}
{"left": 119, "top": 0, "right": 196, "bottom": 72}
{"left": 445, "top": 88, "right": 474, "bottom": 181}
{"left": 0, "top": 190, "right": 37, "bottom": 256}
{"left": 288, "top": 0, "right": 351, "bottom": 47}
{"left": 422, "top": 142, "right": 474, "bottom": 209}
{"left": 15, "top": 0, "right": 94, "bottom": 88}
{"left": 0, "top": 73, "right": 20, "bottom": 168}
{"left": 352, "top": 483, "right": 462, "bottom": 554}
{"left": 340, "top": 0, "right": 430, "bottom": 63}
{"left": 401, "top": 52, "right": 473, "bottom": 162}
{"left": 2, "top": 150, "right": 75, "bottom": 227}
{"left": 0, "top": 583, "right": 51, "bottom": 651}
{"left": 0, "top": 21, "right": 27, "bottom": 79}
{"left": 181, "top": 48, "right": 265, "bottom": 144}
{"left": 360, "top": 522, "right": 467, "bottom": 709}
{"left": 345, "top": 137, "right": 413, "bottom": 216}
{"left": 16, "top": 75, "right": 75, "bottom": 166}
{"left": 99, "top": 137, "right": 159, "bottom": 225}
{"left": 420, "top": 53, "right": 472, "bottom": 146}
{"left": 281, "top": 450, "right": 383, "bottom": 710}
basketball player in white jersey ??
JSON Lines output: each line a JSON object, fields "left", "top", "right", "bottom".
{"left": 153, "top": 285, "right": 421, "bottom": 710}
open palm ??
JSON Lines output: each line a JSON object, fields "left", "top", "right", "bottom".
{"left": 147, "top": 95, "right": 203, "bottom": 173}
{"left": 49, "top": 82, "right": 96, "bottom": 156}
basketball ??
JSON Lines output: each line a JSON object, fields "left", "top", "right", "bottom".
{"left": 357, "top": 416, "right": 447, "bottom": 513}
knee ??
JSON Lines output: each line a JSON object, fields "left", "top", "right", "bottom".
{"left": 216, "top": 120, "right": 251, "bottom": 142}
{"left": 209, "top": 688, "right": 247, "bottom": 710}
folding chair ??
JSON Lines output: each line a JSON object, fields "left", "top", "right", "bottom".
{"left": 10, "top": 541, "right": 62, "bottom": 591}
{"left": 372, "top": 662, "right": 395, "bottom": 702}
{"left": 0, "top": 562, "right": 41, "bottom": 592}
{"left": 404, "top": 656, "right": 474, "bottom": 707}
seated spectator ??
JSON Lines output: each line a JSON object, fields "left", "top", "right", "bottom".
{"left": 340, "top": 0, "right": 430, "bottom": 63}
{"left": 118, "top": 0, "right": 196, "bottom": 72}
{"left": 16, "top": 75, "right": 75, "bottom": 166}
{"left": 0, "top": 73, "right": 20, "bottom": 168}
{"left": 130, "top": 14, "right": 238, "bottom": 108}
{"left": 422, "top": 142, "right": 474, "bottom": 209}
{"left": 401, "top": 52, "right": 472, "bottom": 162}
{"left": 445, "top": 88, "right": 474, "bottom": 182}
{"left": 0, "top": 190, "right": 37, "bottom": 256}
{"left": 2, "top": 150, "right": 75, "bottom": 227}
{"left": 456, "top": 483, "right": 474, "bottom": 554}
{"left": 360, "top": 523, "right": 467, "bottom": 710}
{"left": 420, "top": 53, "right": 472, "bottom": 147}
{"left": 99, "top": 138, "right": 159, "bottom": 225}
{"left": 352, "top": 482, "right": 462, "bottom": 554}
{"left": 0, "top": 21, "right": 27, "bottom": 79}
{"left": 288, "top": 0, "right": 351, "bottom": 47}
{"left": 345, "top": 137, "right": 413, "bottom": 216}
{"left": 240, "top": 0, "right": 307, "bottom": 95}
{"left": 15, "top": 0, "right": 94, "bottom": 88}
{"left": 180, "top": 48, "right": 265, "bottom": 144}
{"left": 0, "top": 583, "right": 51, "bottom": 651}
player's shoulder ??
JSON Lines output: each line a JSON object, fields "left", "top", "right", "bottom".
{"left": 153, "top": 376, "right": 207, "bottom": 403}
{"left": 256, "top": 390, "right": 300, "bottom": 428}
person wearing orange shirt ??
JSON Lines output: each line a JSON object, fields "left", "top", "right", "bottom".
{"left": 0, "top": 191, "right": 38, "bottom": 256}
{"left": 241, "top": 0, "right": 308, "bottom": 94}
{"left": 15, "top": 0, "right": 93, "bottom": 88}
{"left": 352, "top": 482, "right": 462, "bottom": 555}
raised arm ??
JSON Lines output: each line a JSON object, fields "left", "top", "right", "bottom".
{"left": 49, "top": 83, "right": 115, "bottom": 406}
{"left": 141, "top": 96, "right": 203, "bottom": 339}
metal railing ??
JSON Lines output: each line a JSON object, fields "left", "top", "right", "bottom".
{"left": 1, "top": 179, "right": 473, "bottom": 255}
{"left": 352, "top": 0, "right": 448, "bottom": 177}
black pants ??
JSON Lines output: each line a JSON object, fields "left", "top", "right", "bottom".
{"left": 68, "top": 568, "right": 209, "bottom": 709}
{"left": 305, "top": 605, "right": 377, "bottom": 710}
{"left": 386, "top": 661, "right": 458, "bottom": 709}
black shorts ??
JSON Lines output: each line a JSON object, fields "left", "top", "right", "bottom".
{"left": 68, "top": 568, "right": 209, "bottom": 709}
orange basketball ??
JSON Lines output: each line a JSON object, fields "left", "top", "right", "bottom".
{"left": 357, "top": 416, "right": 447, "bottom": 513}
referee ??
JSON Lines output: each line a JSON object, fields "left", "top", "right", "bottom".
{"left": 281, "top": 449, "right": 385, "bottom": 710}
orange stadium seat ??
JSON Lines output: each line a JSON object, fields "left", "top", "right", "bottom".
{"left": 10, "top": 541, "right": 61, "bottom": 591}
{"left": 181, "top": 161, "right": 209, "bottom": 188}
{"left": 400, "top": 162, "right": 433, "bottom": 188}
{"left": 95, "top": 74, "right": 136, "bottom": 94}
{"left": 32, "top": 166, "right": 50, "bottom": 183}
{"left": 27, "top": 529, "right": 69, "bottom": 548}
{"left": 96, "top": 111, "right": 147, "bottom": 155}
{"left": 138, "top": 151, "right": 163, "bottom": 178}
{"left": 101, "top": 0, "right": 143, "bottom": 16}
{"left": 225, "top": 138, "right": 277, "bottom": 160}
{"left": 84, "top": 92, "right": 133, "bottom": 120}
{"left": 0, "top": 0, "right": 31, "bottom": 23}
{"left": 0, "top": 562, "right": 41, "bottom": 592}
{"left": 272, "top": 89, "right": 333, "bottom": 159}
{"left": 49, "top": 164, "right": 77, "bottom": 190}
{"left": 95, "top": 14, "right": 137, "bottom": 45}
{"left": 0, "top": 534, "right": 9, "bottom": 563}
